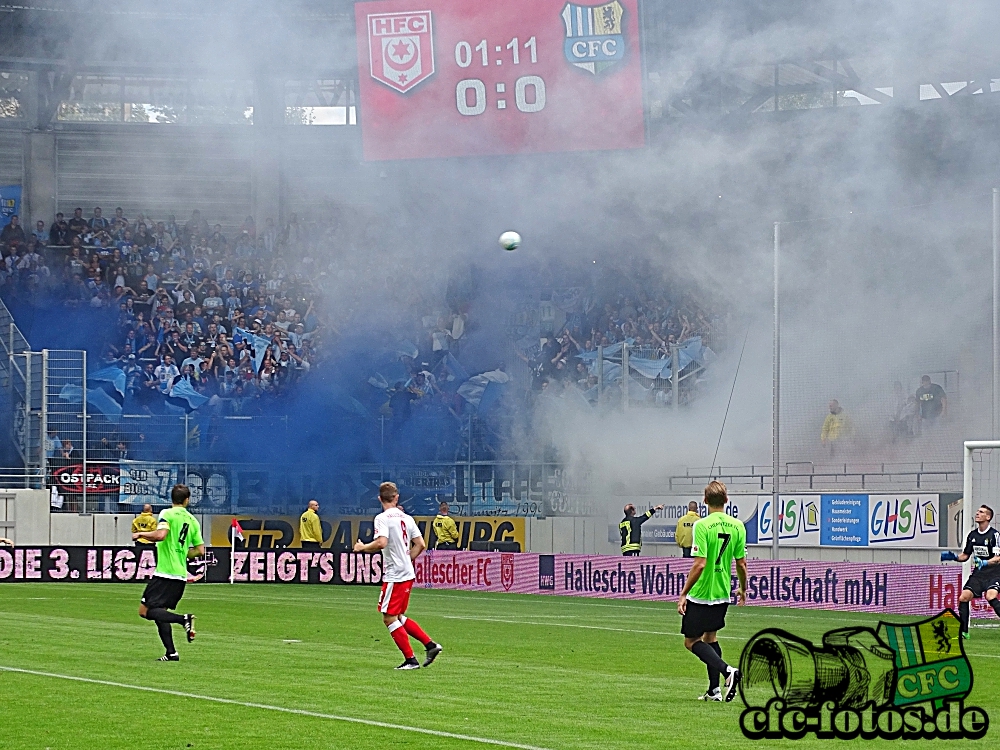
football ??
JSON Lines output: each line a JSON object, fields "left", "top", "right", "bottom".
{"left": 499, "top": 231, "right": 521, "bottom": 251}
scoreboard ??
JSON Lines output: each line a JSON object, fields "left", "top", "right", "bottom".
{"left": 354, "top": 0, "right": 645, "bottom": 160}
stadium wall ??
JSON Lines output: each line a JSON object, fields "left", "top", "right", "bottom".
{"left": 4, "top": 502, "right": 943, "bottom": 563}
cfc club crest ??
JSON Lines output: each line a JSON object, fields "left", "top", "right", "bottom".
{"left": 501, "top": 553, "right": 515, "bottom": 591}
{"left": 877, "top": 610, "right": 972, "bottom": 707}
{"left": 367, "top": 11, "right": 435, "bottom": 93}
{"left": 561, "top": 1, "right": 626, "bottom": 75}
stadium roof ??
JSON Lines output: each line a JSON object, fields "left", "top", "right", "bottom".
{"left": 0, "top": 0, "right": 357, "bottom": 75}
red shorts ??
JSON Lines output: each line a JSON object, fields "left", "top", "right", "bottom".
{"left": 377, "top": 579, "right": 414, "bottom": 615}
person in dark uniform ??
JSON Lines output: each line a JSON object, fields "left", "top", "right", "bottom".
{"left": 620, "top": 503, "right": 664, "bottom": 556}
{"left": 943, "top": 504, "right": 1000, "bottom": 637}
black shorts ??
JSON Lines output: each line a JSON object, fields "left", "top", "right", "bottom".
{"left": 682, "top": 601, "right": 729, "bottom": 638}
{"left": 141, "top": 576, "right": 186, "bottom": 610}
{"left": 300, "top": 541, "right": 322, "bottom": 550}
{"left": 435, "top": 542, "right": 458, "bottom": 551}
{"left": 964, "top": 568, "right": 1000, "bottom": 598}
{"left": 623, "top": 550, "right": 640, "bottom": 557}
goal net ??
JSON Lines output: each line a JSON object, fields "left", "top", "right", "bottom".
{"left": 963, "top": 441, "right": 1000, "bottom": 625}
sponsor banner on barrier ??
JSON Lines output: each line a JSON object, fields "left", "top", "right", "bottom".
{"left": 755, "top": 493, "right": 941, "bottom": 548}
{"left": 208, "top": 515, "right": 525, "bottom": 552}
{"left": 0, "top": 546, "right": 370, "bottom": 585}
{"left": 50, "top": 462, "right": 120, "bottom": 494}
{"left": 1, "top": 548, "right": 992, "bottom": 618}
{"left": 411, "top": 551, "right": 995, "bottom": 618}
{"left": 757, "top": 494, "right": 821, "bottom": 545}
{"left": 0, "top": 546, "right": 214, "bottom": 582}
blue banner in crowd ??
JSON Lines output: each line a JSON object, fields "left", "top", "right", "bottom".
{"left": 234, "top": 327, "right": 272, "bottom": 373}
{"left": 119, "top": 461, "right": 180, "bottom": 506}
{"left": 0, "top": 185, "right": 20, "bottom": 225}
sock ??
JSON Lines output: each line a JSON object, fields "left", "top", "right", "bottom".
{"left": 146, "top": 608, "right": 185, "bottom": 625}
{"left": 959, "top": 601, "right": 970, "bottom": 633}
{"left": 990, "top": 598, "right": 1000, "bottom": 617}
{"left": 691, "top": 640, "right": 729, "bottom": 676}
{"left": 707, "top": 641, "right": 723, "bottom": 692}
{"left": 387, "top": 620, "right": 414, "bottom": 659}
{"left": 155, "top": 621, "right": 177, "bottom": 654}
{"left": 400, "top": 615, "right": 432, "bottom": 647}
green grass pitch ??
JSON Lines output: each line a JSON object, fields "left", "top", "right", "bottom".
{"left": 1, "top": 583, "right": 997, "bottom": 749}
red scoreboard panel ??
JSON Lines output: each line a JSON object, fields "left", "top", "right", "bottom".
{"left": 354, "top": 0, "right": 645, "bottom": 160}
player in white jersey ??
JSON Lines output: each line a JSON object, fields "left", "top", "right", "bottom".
{"left": 354, "top": 481, "right": 443, "bottom": 669}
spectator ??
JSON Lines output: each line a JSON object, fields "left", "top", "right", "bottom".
{"left": 820, "top": 399, "right": 851, "bottom": 457}
{"left": 0, "top": 214, "right": 25, "bottom": 246}
{"left": 89, "top": 207, "right": 109, "bottom": 230}
{"left": 67, "top": 207, "right": 88, "bottom": 238}
{"left": 45, "top": 428, "right": 61, "bottom": 458}
{"left": 155, "top": 355, "right": 179, "bottom": 393}
{"left": 916, "top": 375, "right": 947, "bottom": 424}
{"left": 32, "top": 220, "right": 47, "bottom": 245}
{"left": 110, "top": 207, "right": 128, "bottom": 233}
{"left": 49, "top": 212, "right": 70, "bottom": 245}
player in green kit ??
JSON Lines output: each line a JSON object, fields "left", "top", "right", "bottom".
{"left": 677, "top": 481, "right": 747, "bottom": 702}
{"left": 132, "top": 484, "right": 204, "bottom": 661}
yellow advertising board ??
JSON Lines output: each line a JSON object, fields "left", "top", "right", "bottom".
{"left": 210, "top": 514, "right": 525, "bottom": 551}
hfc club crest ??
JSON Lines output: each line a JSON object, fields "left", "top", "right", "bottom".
{"left": 501, "top": 553, "right": 515, "bottom": 591}
{"left": 561, "top": 1, "right": 626, "bottom": 75}
{"left": 367, "top": 11, "right": 435, "bottom": 93}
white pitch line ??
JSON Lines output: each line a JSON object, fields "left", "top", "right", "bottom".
{"left": 441, "top": 615, "right": 745, "bottom": 640}
{"left": 0, "top": 666, "right": 551, "bottom": 750}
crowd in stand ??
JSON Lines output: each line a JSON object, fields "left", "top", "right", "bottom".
{"left": 519, "top": 287, "right": 723, "bottom": 405}
{"left": 0, "top": 206, "right": 324, "bottom": 413}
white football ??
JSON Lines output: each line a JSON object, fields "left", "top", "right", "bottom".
{"left": 499, "top": 231, "right": 521, "bottom": 251}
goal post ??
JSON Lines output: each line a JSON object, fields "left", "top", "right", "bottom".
{"left": 963, "top": 440, "right": 1000, "bottom": 584}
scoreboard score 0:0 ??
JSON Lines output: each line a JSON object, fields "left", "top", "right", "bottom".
{"left": 355, "top": 0, "right": 645, "bottom": 160}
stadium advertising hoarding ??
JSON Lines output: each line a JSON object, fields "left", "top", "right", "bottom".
{"left": 753, "top": 493, "right": 942, "bottom": 548}
{"left": 0, "top": 184, "right": 20, "bottom": 225}
{"left": 207, "top": 515, "right": 525, "bottom": 552}
{"left": 2, "top": 547, "right": 992, "bottom": 619}
{"left": 0, "top": 546, "right": 352, "bottom": 585}
{"left": 616, "top": 494, "right": 941, "bottom": 547}
{"left": 353, "top": 0, "right": 645, "bottom": 160}
{"left": 414, "top": 552, "right": 995, "bottom": 619}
